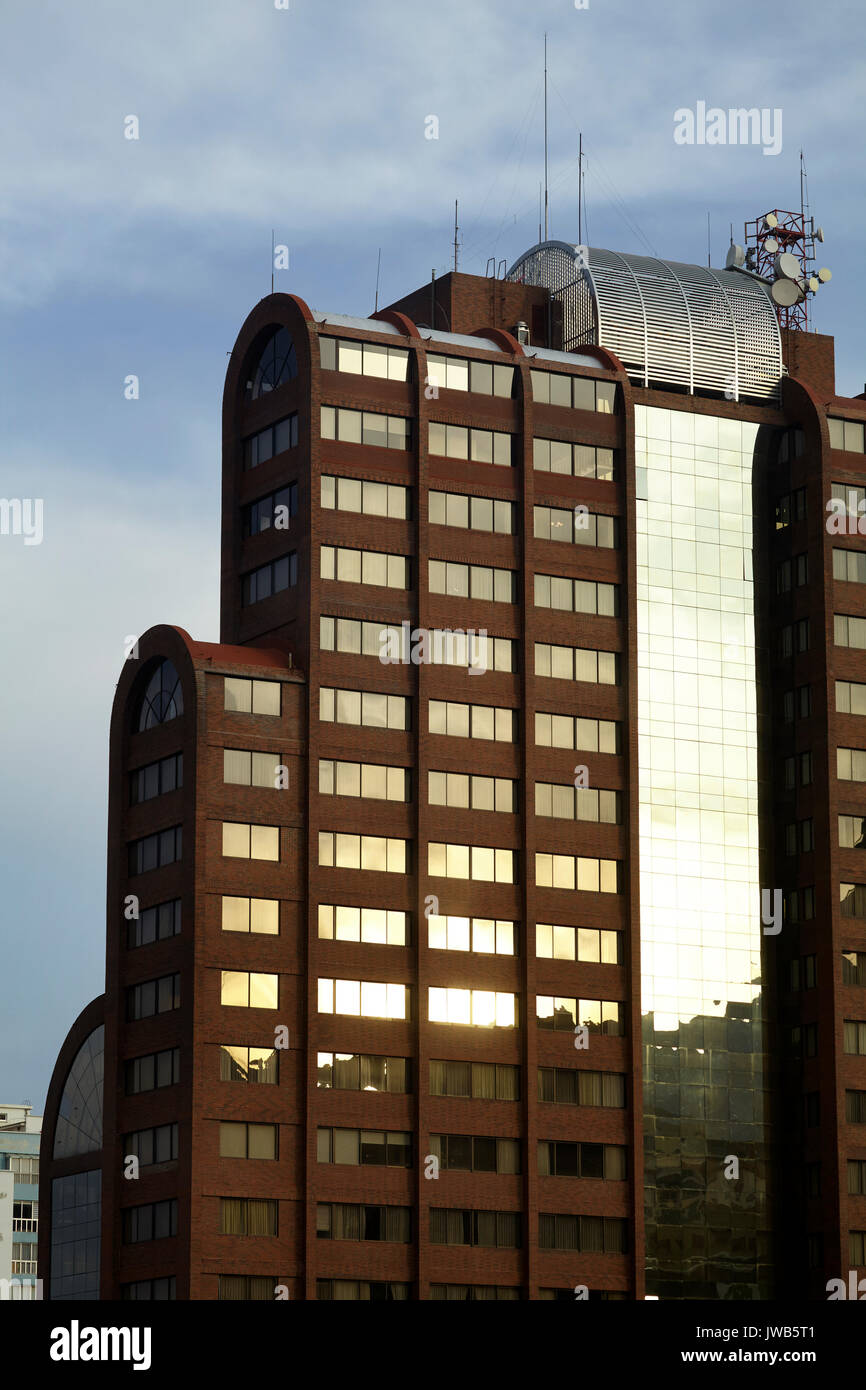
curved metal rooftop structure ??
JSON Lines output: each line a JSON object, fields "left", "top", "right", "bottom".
{"left": 507, "top": 241, "right": 783, "bottom": 403}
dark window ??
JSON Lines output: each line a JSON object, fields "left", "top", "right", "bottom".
{"left": 242, "top": 553, "right": 298, "bottom": 605}
{"left": 136, "top": 660, "right": 183, "bottom": 731}
{"left": 130, "top": 753, "right": 183, "bottom": 804}
{"left": 127, "top": 898, "right": 181, "bottom": 949}
{"left": 243, "top": 415, "right": 299, "bottom": 469}
{"left": 246, "top": 327, "right": 298, "bottom": 400}
{"left": 127, "top": 973, "right": 181, "bottom": 1021}
{"left": 243, "top": 483, "right": 298, "bottom": 537}
{"left": 128, "top": 826, "right": 183, "bottom": 875}
{"left": 122, "top": 1199, "right": 177, "bottom": 1244}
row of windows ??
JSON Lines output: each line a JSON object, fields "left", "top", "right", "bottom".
{"left": 776, "top": 553, "right": 808, "bottom": 594}
{"left": 538, "top": 1141, "right": 626, "bottom": 1179}
{"left": 128, "top": 973, "right": 180, "bottom": 1020}
{"left": 428, "top": 421, "right": 512, "bottom": 467}
{"left": 429, "top": 490, "right": 514, "bottom": 534}
{"left": 224, "top": 749, "right": 283, "bottom": 788}
{"left": 130, "top": 753, "right": 182, "bottom": 804}
{"left": 538, "top": 997, "right": 624, "bottom": 1034}
{"left": 428, "top": 842, "right": 514, "bottom": 882}
{"left": 429, "top": 771, "right": 515, "bottom": 813}
{"left": 224, "top": 677, "right": 281, "bottom": 716}
{"left": 318, "top": 831, "right": 407, "bottom": 874}
{"left": 223, "top": 895, "right": 279, "bottom": 934}
{"left": 838, "top": 681, "right": 866, "bottom": 716}
{"left": 535, "top": 643, "right": 619, "bottom": 684}
{"left": 320, "top": 617, "right": 515, "bottom": 672}
{"left": 319, "top": 758, "right": 409, "bottom": 801}
{"left": 318, "top": 904, "right": 409, "bottom": 945}
{"left": 536, "top": 711, "right": 620, "bottom": 752}
{"left": 840, "top": 815, "right": 866, "bottom": 849}
{"left": 320, "top": 685, "right": 409, "bottom": 730}
{"left": 321, "top": 406, "right": 410, "bottom": 450}
{"left": 320, "top": 336, "right": 410, "bottom": 381}
{"left": 535, "top": 783, "right": 621, "bottom": 824}
{"left": 128, "top": 826, "right": 182, "bottom": 876}
{"left": 223, "top": 822, "right": 280, "bottom": 861}
{"left": 321, "top": 544, "right": 409, "bottom": 589}
{"left": 219, "top": 1121, "right": 277, "bottom": 1160}
{"left": 242, "top": 552, "right": 297, "bottom": 604}
{"left": 775, "top": 486, "right": 807, "bottom": 528}
{"left": 220, "top": 1045, "right": 278, "bottom": 1084}
{"left": 530, "top": 369, "right": 616, "bottom": 413}
{"left": 429, "top": 698, "right": 515, "bottom": 742}
{"left": 125, "top": 1123, "right": 178, "bottom": 1166}
{"left": 123, "top": 1200, "right": 177, "bottom": 1244}
{"left": 317, "top": 1128, "right": 412, "bottom": 1168}
{"left": 243, "top": 414, "right": 298, "bottom": 470}
{"left": 426, "top": 353, "right": 514, "bottom": 397}
{"left": 317, "top": 907, "right": 618, "bottom": 961}
{"left": 125, "top": 1047, "right": 180, "bottom": 1096}
{"left": 829, "top": 418, "right": 866, "bottom": 453}
{"left": 534, "top": 574, "right": 619, "bottom": 616}
{"left": 429, "top": 558, "right": 516, "bottom": 604}
{"left": 534, "top": 505, "right": 618, "bottom": 548}
{"left": 321, "top": 473, "right": 408, "bottom": 518}
{"left": 243, "top": 483, "right": 297, "bottom": 537}
{"left": 838, "top": 748, "right": 866, "bottom": 781}
{"left": 836, "top": 614, "right": 866, "bottom": 650}
{"left": 314, "top": 1055, "right": 625, "bottom": 1106}
{"left": 834, "top": 549, "right": 866, "bottom": 584}
{"left": 128, "top": 897, "right": 181, "bottom": 949}
{"left": 533, "top": 438, "right": 615, "bottom": 480}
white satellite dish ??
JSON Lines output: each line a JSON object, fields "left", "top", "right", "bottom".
{"left": 807, "top": 275, "right": 819, "bottom": 293}
{"left": 725, "top": 244, "right": 746, "bottom": 269}
{"left": 775, "top": 252, "right": 801, "bottom": 280}
{"left": 818, "top": 266, "right": 832, "bottom": 282}
{"left": 815, "top": 226, "right": 825, "bottom": 243}
{"left": 763, "top": 213, "right": 779, "bottom": 230}
{"left": 764, "top": 237, "right": 779, "bottom": 254}
{"left": 771, "top": 278, "right": 802, "bottom": 307}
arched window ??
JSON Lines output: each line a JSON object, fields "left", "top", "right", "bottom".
{"left": 136, "top": 659, "right": 184, "bottom": 732}
{"left": 53, "top": 1026, "right": 104, "bottom": 1159}
{"left": 246, "top": 327, "right": 298, "bottom": 399}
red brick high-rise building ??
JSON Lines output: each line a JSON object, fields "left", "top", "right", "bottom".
{"left": 39, "top": 244, "right": 866, "bottom": 1300}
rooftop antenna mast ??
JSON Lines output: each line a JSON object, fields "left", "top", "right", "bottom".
{"left": 707, "top": 211, "right": 711, "bottom": 268}
{"left": 271, "top": 229, "right": 274, "bottom": 294}
{"left": 543, "top": 33, "right": 549, "bottom": 240}
{"left": 374, "top": 247, "right": 382, "bottom": 312}
{"left": 453, "top": 200, "right": 459, "bottom": 273}
{"left": 578, "top": 132, "right": 583, "bottom": 245}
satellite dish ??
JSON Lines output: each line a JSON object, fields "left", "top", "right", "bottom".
{"left": 774, "top": 252, "right": 801, "bottom": 280}
{"left": 764, "top": 237, "right": 779, "bottom": 254}
{"left": 725, "top": 244, "right": 746, "bottom": 269}
{"left": 807, "top": 276, "right": 819, "bottom": 293}
{"left": 764, "top": 213, "right": 779, "bottom": 230}
{"left": 771, "top": 278, "right": 802, "bottom": 307}
{"left": 815, "top": 226, "right": 825, "bottom": 243}
{"left": 818, "top": 267, "right": 832, "bottom": 283}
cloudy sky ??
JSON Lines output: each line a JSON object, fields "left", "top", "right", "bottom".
{"left": 0, "top": 0, "right": 863, "bottom": 1108}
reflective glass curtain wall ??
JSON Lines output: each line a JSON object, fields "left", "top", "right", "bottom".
{"left": 636, "top": 405, "right": 772, "bottom": 1298}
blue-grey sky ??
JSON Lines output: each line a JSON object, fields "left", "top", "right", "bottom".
{"left": 1, "top": 0, "right": 863, "bottom": 1109}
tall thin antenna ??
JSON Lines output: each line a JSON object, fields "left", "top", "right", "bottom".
{"left": 374, "top": 247, "right": 382, "bottom": 312}
{"left": 543, "top": 33, "right": 549, "bottom": 240}
{"left": 578, "top": 132, "right": 583, "bottom": 244}
{"left": 707, "top": 211, "right": 711, "bottom": 268}
{"left": 538, "top": 182, "right": 542, "bottom": 245}
{"left": 453, "top": 200, "right": 459, "bottom": 273}
{"left": 271, "top": 229, "right": 274, "bottom": 294}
